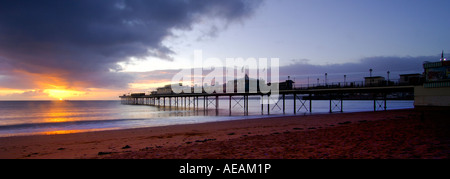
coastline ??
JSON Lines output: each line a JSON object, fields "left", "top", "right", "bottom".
{"left": 0, "top": 109, "right": 448, "bottom": 159}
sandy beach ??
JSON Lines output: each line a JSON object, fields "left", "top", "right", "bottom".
{"left": 0, "top": 109, "right": 448, "bottom": 159}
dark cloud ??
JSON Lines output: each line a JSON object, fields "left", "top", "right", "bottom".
{"left": 124, "top": 55, "right": 433, "bottom": 90}
{"left": 280, "top": 55, "right": 434, "bottom": 84}
{"left": 0, "top": 0, "right": 262, "bottom": 90}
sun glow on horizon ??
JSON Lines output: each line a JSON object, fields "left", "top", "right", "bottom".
{"left": 45, "top": 89, "right": 84, "bottom": 100}
{"left": 0, "top": 86, "right": 134, "bottom": 101}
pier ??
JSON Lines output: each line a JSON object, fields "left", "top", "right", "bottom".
{"left": 119, "top": 85, "right": 414, "bottom": 116}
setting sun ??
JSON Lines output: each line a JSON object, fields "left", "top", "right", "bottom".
{"left": 45, "top": 89, "right": 83, "bottom": 100}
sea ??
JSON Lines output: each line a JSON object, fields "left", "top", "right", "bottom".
{"left": 0, "top": 99, "right": 414, "bottom": 137}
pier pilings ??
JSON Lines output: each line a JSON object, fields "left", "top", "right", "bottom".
{"left": 120, "top": 86, "right": 414, "bottom": 116}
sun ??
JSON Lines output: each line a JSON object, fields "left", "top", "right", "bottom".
{"left": 45, "top": 89, "right": 81, "bottom": 101}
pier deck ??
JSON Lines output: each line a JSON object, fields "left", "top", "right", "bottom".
{"left": 119, "top": 86, "right": 415, "bottom": 115}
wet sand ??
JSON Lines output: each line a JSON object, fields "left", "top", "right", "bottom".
{"left": 0, "top": 109, "right": 448, "bottom": 159}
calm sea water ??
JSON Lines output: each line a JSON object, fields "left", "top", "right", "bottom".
{"left": 0, "top": 99, "right": 414, "bottom": 137}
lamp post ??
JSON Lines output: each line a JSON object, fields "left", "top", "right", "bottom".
{"left": 344, "top": 75, "right": 347, "bottom": 87}
{"left": 325, "top": 73, "right": 328, "bottom": 87}
{"left": 387, "top": 71, "right": 390, "bottom": 86}
{"left": 307, "top": 76, "right": 309, "bottom": 88}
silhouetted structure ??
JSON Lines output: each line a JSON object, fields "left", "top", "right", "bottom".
{"left": 399, "top": 73, "right": 422, "bottom": 85}
{"left": 364, "top": 76, "right": 385, "bottom": 87}
{"left": 130, "top": 93, "right": 145, "bottom": 97}
{"left": 225, "top": 74, "right": 263, "bottom": 93}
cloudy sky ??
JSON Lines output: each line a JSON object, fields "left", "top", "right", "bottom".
{"left": 0, "top": 0, "right": 449, "bottom": 100}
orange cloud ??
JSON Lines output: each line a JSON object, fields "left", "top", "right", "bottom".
{"left": 0, "top": 66, "right": 175, "bottom": 100}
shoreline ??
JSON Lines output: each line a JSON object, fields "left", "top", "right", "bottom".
{"left": 0, "top": 109, "right": 448, "bottom": 159}
{"left": 0, "top": 100, "right": 414, "bottom": 138}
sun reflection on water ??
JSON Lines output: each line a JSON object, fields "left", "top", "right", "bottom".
{"left": 39, "top": 128, "right": 120, "bottom": 135}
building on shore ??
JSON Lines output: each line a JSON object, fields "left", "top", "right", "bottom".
{"left": 414, "top": 53, "right": 450, "bottom": 108}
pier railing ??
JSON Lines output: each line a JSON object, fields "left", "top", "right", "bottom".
{"left": 293, "top": 78, "right": 418, "bottom": 90}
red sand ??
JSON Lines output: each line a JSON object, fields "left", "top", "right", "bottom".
{"left": 0, "top": 109, "right": 448, "bottom": 159}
